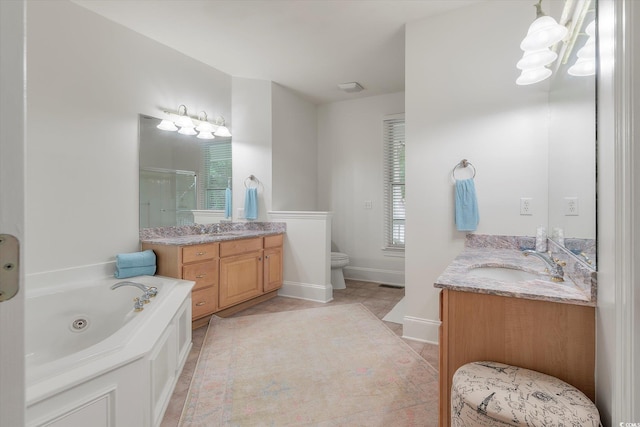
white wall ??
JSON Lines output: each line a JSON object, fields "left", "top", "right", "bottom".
{"left": 26, "top": 1, "right": 231, "bottom": 276}
{"left": 272, "top": 83, "right": 318, "bottom": 211}
{"left": 317, "top": 92, "right": 405, "bottom": 285}
{"left": 231, "top": 77, "right": 273, "bottom": 221}
{"left": 404, "top": 2, "right": 550, "bottom": 342}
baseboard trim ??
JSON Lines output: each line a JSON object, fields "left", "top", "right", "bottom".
{"left": 343, "top": 266, "right": 405, "bottom": 287}
{"left": 278, "top": 280, "right": 333, "bottom": 303}
{"left": 402, "top": 315, "right": 440, "bottom": 345}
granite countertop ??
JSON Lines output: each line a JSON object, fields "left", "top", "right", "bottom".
{"left": 140, "top": 222, "right": 286, "bottom": 246}
{"left": 434, "top": 235, "right": 596, "bottom": 307}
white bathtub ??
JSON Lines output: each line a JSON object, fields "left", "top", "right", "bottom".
{"left": 25, "top": 275, "right": 194, "bottom": 427}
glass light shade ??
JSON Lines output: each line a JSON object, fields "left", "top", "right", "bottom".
{"left": 520, "top": 16, "right": 568, "bottom": 51}
{"left": 157, "top": 119, "right": 178, "bottom": 131}
{"left": 197, "top": 131, "right": 215, "bottom": 140}
{"left": 568, "top": 57, "right": 595, "bottom": 76}
{"left": 517, "top": 48, "right": 558, "bottom": 70}
{"left": 196, "top": 121, "right": 216, "bottom": 132}
{"left": 585, "top": 20, "right": 596, "bottom": 37}
{"left": 178, "top": 126, "right": 197, "bottom": 136}
{"left": 214, "top": 125, "right": 232, "bottom": 137}
{"left": 577, "top": 38, "right": 596, "bottom": 59}
{"left": 175, "top": 115, "right": 195, "bottom": 129}
{"left": 516, "top": 67, "right": 552, "bottom": 85}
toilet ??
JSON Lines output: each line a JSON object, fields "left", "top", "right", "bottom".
{"left": 330, "top": 252, "right": 350, "bottom": 289}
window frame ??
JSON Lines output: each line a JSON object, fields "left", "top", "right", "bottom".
{"left": 382, "top": 113, "right": 405, "bottom": 254}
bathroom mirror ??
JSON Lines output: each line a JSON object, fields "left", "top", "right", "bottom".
{"left": 545, "top": 1, "right": 597, "bottom": 268}
{"left": 138, "top": 114, "right": 232, "bottom": 228}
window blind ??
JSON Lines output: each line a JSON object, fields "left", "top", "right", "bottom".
{"left": 383, "top": 116, "right": 405, "bottom": 250}
{"left": 201, "top": 140, "right": 232, "bottom": 210}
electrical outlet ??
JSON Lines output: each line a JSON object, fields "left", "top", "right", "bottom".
{"left": 364, "top": 200, "right": 373, "bottom": 209}
{"left": 520, "top": 198, "right": 533, "bottom": 215}
{"left": 564, "top": 197, "right": 579, "bottom": 216}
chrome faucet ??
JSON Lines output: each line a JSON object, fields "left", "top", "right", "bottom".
{"left": 522, "top": 250, "right": 564, "bottom": 282}
{"left": 111, "top": 281, "right": 159, "bottom": 309}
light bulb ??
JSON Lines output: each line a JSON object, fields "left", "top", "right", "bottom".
{"left": 520, "top": 16, "right": 568, "bottom": 51}
{"left": 516, "top": 67, "right": 552, "bottom": 85}
{"left": 197, "top": 131, "right": 215, "bottom": 140}
{"left": 157, "top": 119, "right": 177, "bottom": 131}
{"left": 517, "top": 48, "right": 558, "bottom": 70}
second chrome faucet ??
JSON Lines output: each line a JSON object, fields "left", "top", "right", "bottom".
{"left": 522, "top": 250, "right": 565, "bottom": 282}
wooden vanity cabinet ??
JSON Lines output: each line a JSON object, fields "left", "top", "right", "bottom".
{"left": 438, "top": 289, "right": 595, "bottom": 427}
{"left": 142, "top": 233, "right": 284, "bottom": 325}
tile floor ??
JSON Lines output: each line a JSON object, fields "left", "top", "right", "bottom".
{"left": 160, "top": 279, "right": 440, "bottom": 426}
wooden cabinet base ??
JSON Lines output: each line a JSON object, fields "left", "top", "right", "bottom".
{"left": 439, "top": 289, "right": 595, "bottom": 427}
{"left": 191, "top": 290, "right": 279, "bottom": 329}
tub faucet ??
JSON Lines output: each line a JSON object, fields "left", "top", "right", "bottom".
{"left": 111, "top": 281, "right": 158, "bottom": 305}
{"left": 522, "top": 250, "right": 564, "bottom": 282}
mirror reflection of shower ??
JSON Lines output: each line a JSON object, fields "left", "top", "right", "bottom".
{"left": 139, "top": 168, "right": 197, "bottom": 228}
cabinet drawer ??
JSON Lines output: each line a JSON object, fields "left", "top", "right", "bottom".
{"left": 182, "top": 243, "right": 219, "bottom": 264}
{"left": 182, "top": 260, "right": 218, "bottom": 292}
{"left": 191, "top": 287, "right": 217, "bottom": 319}
{"left": 264, "top": 234, "right": 283, "bottom": 248}
{"left": 220, "top": 237, "right": 263, "bottom": 257}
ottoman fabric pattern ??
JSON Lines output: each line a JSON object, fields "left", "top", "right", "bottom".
{"left": 451, "top": 361, "right": 600, "bottom": 427}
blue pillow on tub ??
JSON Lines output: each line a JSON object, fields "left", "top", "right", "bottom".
{"left": 114, "top": 250, "right": 156, "bottom": 278}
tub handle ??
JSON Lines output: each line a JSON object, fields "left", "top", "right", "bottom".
{"left": 195, "top": 301, "right": 206, "bottom": 307}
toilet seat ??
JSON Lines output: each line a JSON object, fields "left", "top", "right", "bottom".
{"left": 330, "top": 252, "right": 350, "bottom": 289}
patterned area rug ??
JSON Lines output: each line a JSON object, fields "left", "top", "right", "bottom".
{"left": 179, "top": 304, "right": 439, "bottom": 426}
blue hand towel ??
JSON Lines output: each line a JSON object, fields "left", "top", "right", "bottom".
{"left": 455, "top": 178, "right": 479, "bottom": 232}
{"left": 114, "top": 265, "right": 156, "bottom": 279}
{"left": 116, "top": 249, "right": 156, "bottom": 268}
{"left": 224, "top": 187, "right": 232, "bottom": 218}
{"left": 244, "top": 187, "right": 258, "bottom": 220}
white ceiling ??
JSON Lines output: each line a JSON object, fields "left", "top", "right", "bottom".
{"left": 72, "top": 0, "right": 483, "bottom": 105}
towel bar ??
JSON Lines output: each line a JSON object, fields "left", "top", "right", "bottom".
{"left": 452, "top": 159, "right": 476, "bottom": 180}
{"left": 244, "top": 174, "right": 260, "bottom": 188}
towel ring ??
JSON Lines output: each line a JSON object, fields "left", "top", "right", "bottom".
{"left": 244, "top": 175, "right": 260, "bottom": 189}
{"left": 452, "top": 159, "right": 476, "bottom": 180}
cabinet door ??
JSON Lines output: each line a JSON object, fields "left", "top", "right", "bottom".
{"left": 219, "top": 252, "right": 263, "bottom": 309}
{"left": 263, "top": 247, "right": 283, "bottom": 292}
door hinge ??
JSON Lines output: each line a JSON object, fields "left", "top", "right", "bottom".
{"left": 0, "top": 234, "right": 19, "bottom": 302}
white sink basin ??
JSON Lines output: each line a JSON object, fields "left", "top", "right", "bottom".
{"left": 467, "top": 266, "right": 542, "bottom": 282}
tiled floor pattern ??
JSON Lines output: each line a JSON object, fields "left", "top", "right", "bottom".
{"left": 160, "top": 279, "right": 439, "bottom": 426}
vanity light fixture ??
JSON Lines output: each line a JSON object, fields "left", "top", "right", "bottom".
{"left": 156, "top": 105, "right": 232, "bottom": 139}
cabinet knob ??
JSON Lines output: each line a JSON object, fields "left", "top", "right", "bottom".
{"left": 265, "top": 255, "right": 270, "bottom": 259}
{"left": 196, "top": 274, "right": 206, "bottom": 279}
{"left": 196, "top": 252, "right": 206, "bottom": 256}
{"left": 195, "top": 301, "right": 206, "bottom": 306}
{"left": 258, "top": 257, "right": 262, "bottom": 261}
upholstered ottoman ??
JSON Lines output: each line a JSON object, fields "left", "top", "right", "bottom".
{"left": 451, "top": 361, "right": 600, "bottom": 426}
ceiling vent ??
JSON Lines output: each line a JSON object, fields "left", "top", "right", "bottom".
{"left": 338, "top": 82, "right": 364, "bottom": 93}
